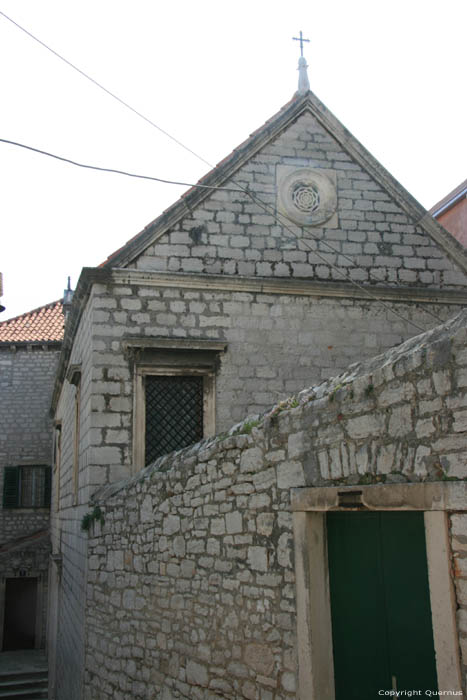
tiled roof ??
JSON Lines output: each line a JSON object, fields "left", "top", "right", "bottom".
{"left": 0, "top": 300, "right": 64, "bottom": 343}
{"left": 430, "top": 179, "right": 467, "bottom": 216}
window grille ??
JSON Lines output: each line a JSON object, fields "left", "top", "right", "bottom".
{"left": 145, "top": 375, "right": 204, "bottom": 465}
{"left": 3, "top": 466, "right": 51, "bottom": 508}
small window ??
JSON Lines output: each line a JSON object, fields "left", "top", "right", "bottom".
{"left": 145, "top": 374, "right": 204, "bottom": 465}
{"left": 125, "top": 338, "right": 226, "bottom": 471}
{"left": 3, "top": 466, "right": 51, "bottom": 508}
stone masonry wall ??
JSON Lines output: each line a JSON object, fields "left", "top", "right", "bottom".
{"left": 83, "top": 309, "right": 467, "bottom": 699}
{"left": 133, "top": 112, "right": 467, "bottom": 290}
{"left": 0, "top": 344, "right": 60, "bottom": 543}
{"left": 87, "top": 275, "right": 460, "bottom": 475}
{"left": 51, "top": 298, "right": 95, "bottom": 700}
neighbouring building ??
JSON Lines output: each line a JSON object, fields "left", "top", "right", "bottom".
{"left": 0, "top": 300, "right": 64, "bottom": 652}
{"left": 46, "top": 59, "right": 467, "bottom": 699}
{"left": 430, "top": 178, "right": 467, "bottom": 248}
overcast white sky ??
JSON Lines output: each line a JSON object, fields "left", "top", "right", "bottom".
{"left": 0, "top": 0, "right": 465, "bottom": 320}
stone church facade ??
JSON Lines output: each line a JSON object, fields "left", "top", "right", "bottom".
{"left": 48, "top": 86, "right": 467, "bottom": 699}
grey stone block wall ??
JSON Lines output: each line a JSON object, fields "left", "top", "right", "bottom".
{"left": 0, "top": 343, "right": 59, "bottom": 652}
{"left": 50, "top": 98, "right": 467, "bottom": 698}
{"left": 84, "top": 277, "right": 460, "bottom": 475}
{"left": 51, "top": 300, "right": 94, "bottom": 700}
{"left": 133, "top": 112, "right": 467, "bottom": 290}
{"left": 0, "top": 344, "right": 60, "bottom": 544}
{"left": 81, "top": 310, "right": 467, "bottom": 699}
{"left": 51, "top": 278, "right": 463, "bottom": 699}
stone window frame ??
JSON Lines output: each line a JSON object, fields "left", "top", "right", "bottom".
{"left": 123, "top": 338, "right": 227, "bottom": 472}
{"left": 66, "top": 365, "right": 81, "bottom": 506}
{"left": 291, "top": 482, "right": 464, "bottom": 699}
{"left": 53, "top": 421, "right": 62, "bottom": 512}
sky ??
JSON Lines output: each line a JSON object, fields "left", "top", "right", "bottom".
{"left": 0, "top": 0, "right": 465, "bottom": 320}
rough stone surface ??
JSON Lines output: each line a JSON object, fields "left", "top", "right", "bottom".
{"left": 50, "top": 100, "right": 467, "bottom": 700}
{"left": 0, "top": 343, "right": 59, "bottom": 652}
{"left": 81, "top": 310, "right": 467, "bottom": 699}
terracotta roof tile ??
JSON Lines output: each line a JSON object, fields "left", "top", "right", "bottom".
{"left": 429, "top": 178, "right": 467, "bottom": 216}
{"left": 0, "top": 300, "right": 64, "bottom": 343}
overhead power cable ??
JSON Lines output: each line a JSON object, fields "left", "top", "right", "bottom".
{"left": 0, "top": 10, "right": 213, "bottom": 170}
{"left": 0, "top": 10, "right": 445, "bottom": 332}
{"left": 0, "top": 138, "right": 243, "bottom": 192}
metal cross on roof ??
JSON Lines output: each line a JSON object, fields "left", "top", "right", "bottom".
{"left": 293, "top": 31, "right": 310, "bottom": 57}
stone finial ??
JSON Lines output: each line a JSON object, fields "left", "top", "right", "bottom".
{"left": 297, "top": 56, "right": 310, "bottom": 95}
{"left": 293, "top": 31, "right": 310, "bottom": 95}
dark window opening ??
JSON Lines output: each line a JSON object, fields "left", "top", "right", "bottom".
{"left": 3, "top": 466, "right": 51, "bottom": 508}
{"left": 3, "top": 578, "right": 38, "bottom": 650}
{"left": 145, "top": 375, "right": 204, "bottom": 465}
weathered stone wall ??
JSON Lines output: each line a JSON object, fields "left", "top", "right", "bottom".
{"left": 0, "top": 344, "right": 59, "bottom": 543}
{"left": 132, "top": 112, "right": 467, "bottom": 289}
{"left": 0, "top": 344, "right": 59, "bottom": 541}
{"left": 51, "top": 98, "right": 467, "bottom": 699}
{"left": 0, "top": 344, "right": 60, "bottom": 468}
{"left": 83, "top": 274, "right": 461, "bottom": 469}
{"left": 52, "top": 279, "right": 464, "bottom": 700}
{"left": 83, "top": 310, "right": 467, "bottom": 699}
{"left": 0, "top": 343, "right": 59, "bottom": 652}
{"left": 51, "top": 299, "right": 95, "bottom": 700}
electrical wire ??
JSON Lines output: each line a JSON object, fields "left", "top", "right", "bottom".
{"left": 0, "top": 10, "right": 213, "bottom": 170}
{"left": 0, "top": 10, "right": 447, "bottom": 332}
{"left": 0, "top": 138, "right": 243, "bottom": 192}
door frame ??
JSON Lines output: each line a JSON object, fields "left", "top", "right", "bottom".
{"left": 291, "top": 482, "right": 464, "bottom": 700}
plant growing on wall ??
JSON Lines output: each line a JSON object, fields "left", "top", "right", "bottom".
{"left": 81, "top": 506, "right": 105, "bottom": 532}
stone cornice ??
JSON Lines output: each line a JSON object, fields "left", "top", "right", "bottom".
{"left": 50, "top": 265, "right": 467, "bottom": 416}
{"left": 122, "top": 337, "right": 228, "bottom": 353}
{"left": 112, "top": 268, "right": 467, "bottom": 305}
{"left": 50, "top": 267, "right": 112, "bottom": 415}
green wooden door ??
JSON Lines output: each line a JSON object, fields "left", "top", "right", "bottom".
{"left": 327, "top": 511, "right": 438, "bottom": 699}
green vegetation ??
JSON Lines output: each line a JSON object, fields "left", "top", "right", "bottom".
{"left": 81, "top": 505, "right": 105, "bottom": 532}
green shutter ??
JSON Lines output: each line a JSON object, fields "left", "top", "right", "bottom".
{"left": 43, "top": 467, "right": 52, "bottom": 507}
{"left": 3, "top": 467, "right": 19, "bottom": 508}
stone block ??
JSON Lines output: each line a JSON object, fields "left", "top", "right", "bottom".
{"left": 288, "top": 431, "right": 311, "bottom": 458}
{"left": 346, "top": 414, "right": 384, "bottom": 440}
{"left": 248, "top": 546, "right": 268, "bottom": 571}
{"left": 277, "top": 461, "right": 305, "bottom": 489}
{"left": 163, "top": 515, "right": 180, "bottom": 535}
{"left": 225, "top": 511, "right": 243, "bottom": 534}
{"left": 453, "top": 411, "right": 467, "bottom": 433}
{"left": 440, "top": 453, "right": 467, "bottom": 479}
{"left": 244, "top": 643, "right": 274, "bottom": 675}
{"left": 414, "top": 445, "right": 431, "bottom": 477}
{"left": 240, "top": 448, "right": 264, "bottom": 472}
{"left": 210, "top": 517, "right": 226, "bottom": 535}
{"left": 388, "top": 405, "right": 412, "bottom": 437}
